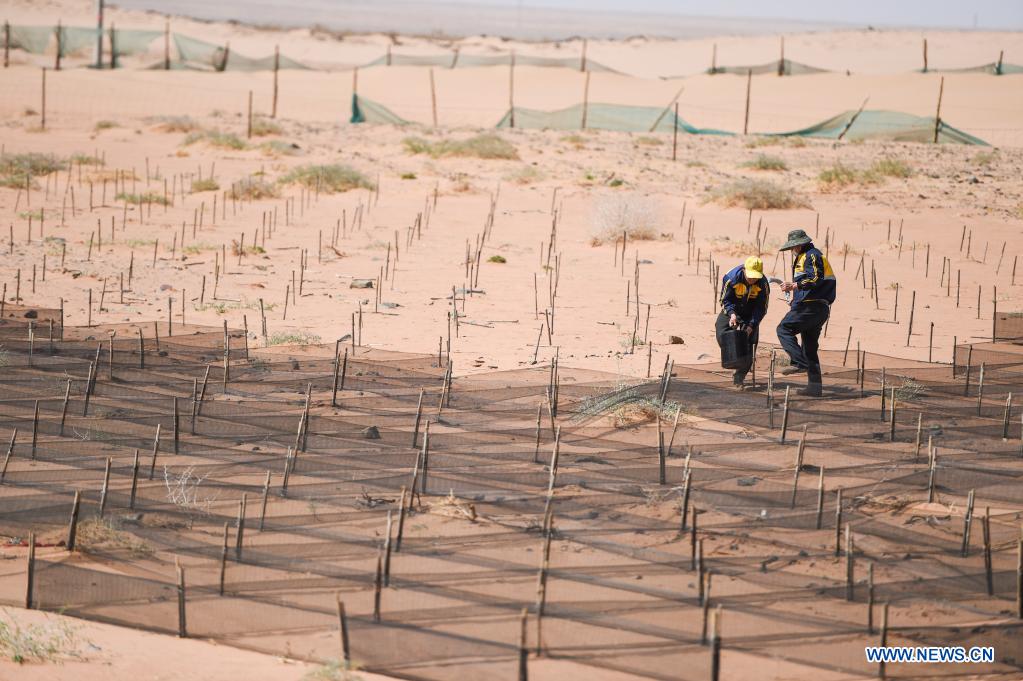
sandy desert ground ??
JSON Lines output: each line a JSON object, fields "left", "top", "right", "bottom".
{"left": 0, "top": 1, "right": 1021, "bottom": 680}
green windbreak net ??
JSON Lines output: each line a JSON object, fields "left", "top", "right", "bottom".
{"left": 496, "top": 103, "right": 732, "bottom": 135}
{"left": 767, "top": 109, "right": 989, "bottom": 145}
{"left": 58, "top": 27, "right": 98, "bottom": 57}
{"left": 9, "top": 25, "right": 53, "bottom": 55}
{"left": 352, "top": 95, "right": 987, "bottom": 145}
{"left": 112, "top": 29, "right": 162, "bottom": 58}
{"left": 933, "top": 62, "right": 1023, "bottom": 75}
{"left": 172, "top": 34, "right": 308, "bottom": 71}
{"left": 707, "top": 59, "right": 829, "bottom": 76}
{"left": 350, "top": 94, "right": 411, "bottom": 125}
{"left": 362, "top": 52, "right": 618, "bottom": 72}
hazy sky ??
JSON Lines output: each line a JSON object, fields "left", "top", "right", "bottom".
{"left": 412, "top": 0, "right": 1023, "bottom": 29}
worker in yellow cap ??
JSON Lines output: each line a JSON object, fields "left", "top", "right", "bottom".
{"left": 715, "top": 256, "right": 770, "bottom": 389}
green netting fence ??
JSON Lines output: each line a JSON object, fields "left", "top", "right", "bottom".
{"left": 705, "top": 59, "right": 830, "bottom": 76}
{"left": 362, "top": 51, "right": 618, "bottom": 73}
{"left": 351, "top": 94, "right": 988, "bottom": 145}
{"left": 4, "top": 23, "right": 1021, "bottom": 77}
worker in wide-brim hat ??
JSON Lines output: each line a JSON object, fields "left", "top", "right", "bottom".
{"left": 776, "top": 229, "right": 837, "bottom": 397}
{"left": 716, "top": 255, "right": 770, "bottom": 389}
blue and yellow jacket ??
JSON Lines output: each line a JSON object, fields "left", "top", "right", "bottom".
{"left": 719, "top": 264, "right": 770, "bottom": 327}
{"left": 791, "top": 244, "right": 837, "bottom": 306}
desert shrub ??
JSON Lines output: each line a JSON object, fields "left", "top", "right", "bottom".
{"left": 268, "top": 330, "right": 322, "bottom": 346}
{"left": 400, "top": 172, "right": 417, "bottom": 180}
{"left": 153, "top": 115, "right": 201, "bottom": 133}
{"left": 818, "top": 163, "right": 859, "bottom": 186}
{"left": 183, "top": 130, "right": 247, "bottom": 150}
{"left": 260, "top": 140, "right": 301, "bottom": 156}
{"left": 191, "top": 178, "right": 220, "bottom": 192}
{"left": 710, "top": 179, "right": 809, "bottom": 210}
{"left": 635, "top": 135, "right": 663, "bottom": 146}
{"left": 250, "top": 117, "right": 283, "bottom": 137}
{"left": 0, "top": 152, "right": 63, "bottom": 188}
{"left": 231, "top": 178, "right": 280, "bottom": 200}
{"left": 742, "top": 154, "right": 788, "bottom": 171}
{"left": 76, "top": 517, "right": 153, "bottom": 557}
{"left": 279, "top": 164, "right": 375, "bottom": 193}
{"left": 115, "top": 191, "right": 170, "bottom": 206}
{"left": 0, "top": 612, "right": 82, "bottom": 664}
{"left": 164, "top": 465, "right": 217, "bottom": 527}
{"left": 93, "top": 120, "right": 118, "bottom": 131}
{"left": 744, "top": 136, "right": 781, "bottom": 148}
{"left": 561, "top": 134, "right": 586, "bottom": 148}
{"left": 402, "top": 134, "right": 518, "bottom": 160}
{"left": 869, "top": 157, "right": 913, "bottom": 178}
{"left": 70, "top": 152, "right": 103, "bottom": 166}
{"left": 487, "top": 255, "right": 506, "bottom": 263}
{"left": 787, "top": 137, "right": 807, "bottom": 148}
{"left": 591, "top": 193, "right": 661, "bottom": 245}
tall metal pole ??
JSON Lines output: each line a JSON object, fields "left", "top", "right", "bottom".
{"left": 94, "top": 0, "right": 105, "bottom": 70}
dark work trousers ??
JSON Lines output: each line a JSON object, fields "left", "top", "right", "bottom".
{"left": 715, "top": 312, "right": 758, "bottom": 384}
{"left": 776, "top": 302, "right": 830, "bottom": 388}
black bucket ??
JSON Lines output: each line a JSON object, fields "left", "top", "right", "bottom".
{"left": 720, "top": 328, "right": 751, "bottom": 369}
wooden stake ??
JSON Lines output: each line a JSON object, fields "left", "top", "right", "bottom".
{"left": 66, "top": 490, "right": 81, "bottom": 551}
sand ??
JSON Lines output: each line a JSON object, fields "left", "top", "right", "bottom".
{"left": 0, "top": 1, "right": 1021, "bottom": 679}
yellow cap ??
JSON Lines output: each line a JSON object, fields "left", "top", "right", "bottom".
{"left": 743, "top": 255, "right": 764, "bottom": 280}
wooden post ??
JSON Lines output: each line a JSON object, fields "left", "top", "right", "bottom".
{"left": 129, "top": 450, "right": 140, "bottom": 509}
{"left": 790, "top": 424, "right": 806, "bottom": 508}
{"left": 373, "top": 546, "right": 383, "bottom": 621}
{"left": 982, "top": 508, "right": 993, "bottom": 596}
{"left": 1016, "top": 539, "right": 1022, "bottom": 619}
{"left": 961, "top": 489, "right": 975, "bottom": 557}
{"left": 247, "top": 90, "right": 253, "bottom": 139}
{"left": 98, "top": 456, "right": 112, "bottom": 518}
{"left": 905, "top": 290, "right": 915, "bottom": 346}
{"left": 509, "top": 51, "right": 516, "bottom": 129}
{"left": 814, "top": 465, "right": 825, "bottom": 529}
{"left": 235, "top": 493, "right": 247, "bottom": 560}
{"left": 429, "top": 68, "right": 438, "bottom": 129}
{"left": 271, "top": 45, "right": 280, "bottom": 118}
{"left": 780, "top": 386, "right": 790, "bottom": 443}
{"left": 879, "top": 603, "right": 889, "bottom": 679}
{"left": 867, "top": 563, "right": 874, "bottom": 633}
{"left": 30, "top": 400, "right": 39, "bottom": 460}
{"left": 889, "top": 387, "right": 897, "bottom": 442}
{"left": 337, "top": 596, "right": 351, "bottom": 665}
{"left": 258, "top": 470, "right": 271, "bottom": 531}
{"left": 164, "top": 20, "right": 170, "bottom": 70}
{"left": 845, "top": 526, "right": 854, "bottom": 601}
{"left": 742, "top": 69, "right": 752, "bottom": 135}
{"left": 218, "top": 523, "right": 228, "bottom": 595}
{"left": 412, "top": 388, "right": 425, "bottom": 448}
{"left": 581, "top": 71, "right": 591, "bottom": 130}
{"left": 518, "top": 606, "right": 528, "bottom": 681}
{"left": 176, "top": 564, "right": 187, "bottom": 638}
{"left": 41, "top": 67, "right": 47, "bottom": 130}
{"left": 933, "top": 76, "right": 944, "bottom": 144}
{"left": 148, "top": 424, "right": 161, "bottom": 480}
{"left": 834, "top": 488, "right": 842, "bottom": 557}
{"left": 19, "top": 529, "right": 35, "bottom": 615}
{"left": 66, "top": 490, "right": 81, "bottom": 551}
{"left": 710, "top": 606, "right": 722, "bottom": 681}
{"left": 922, "top": 38, "right": 928, "bottom": 72}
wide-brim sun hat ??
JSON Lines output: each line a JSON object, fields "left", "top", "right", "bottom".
{"left": 779, "top": 229, "right": 813, "bottom": 251}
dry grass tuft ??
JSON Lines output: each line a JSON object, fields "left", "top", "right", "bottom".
{"left": 710, "top": 179, "right": 809, "bottom": 210}
{"left": 591, "top": 193, "right": 661, "bottom": 245}
{"left": 403, "top": 134, "right": 519, "bottom": 160}
{"left": 279, "top": 164, "right": 375, "bottom": 193}
{"left": 76, "top": 517, "right": 153, "bottom": 557}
